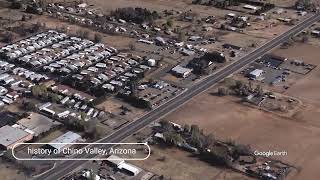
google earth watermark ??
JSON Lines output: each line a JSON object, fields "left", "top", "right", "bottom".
{"left": 254, "top": 150, "right": 288, "bottom": 157}
{"left": 12, "top": 143, "right": 150, "bottom": 161}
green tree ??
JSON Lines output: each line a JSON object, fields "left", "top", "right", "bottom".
{"left": 21, "top": 14, "right": 27, "bottom": 21}
{"left": 23, "top": 101, "right": 36, "bottom": 111}
{"left": 203, "top": 133, "right": 215, "bottom": 148}
{"left": 0, "top": 51, "right": 9, "bottom": 61}
{"left": 48, "top": 93, "right": 60, "bottom": 103}
{"left": 66, "top": 116, "right": 84, "bottom": 131}
{"left": 166, "top": 18, "right": 174, "bottom": 27}
{"left": 255, "top": 84, "right": 264, "bottom": 96}
{"left": 80, "top": 112, "right": 87, "bottom": 121}
{"left": 164, "top": 131, "right": 185, "bottom": 145}
{"left": 129, "top": 42, "right": 136, "bottom": 51}
{"left": 129, "top": 77, "right": 138, "bottom": 97}
{"left": 183, "top": 124, "right": 190, "bottom": 133}
{"left": 84, "top": 119, "right": 98, "bottom": 139}
{"left": 205, "top": 145, "right": 232, "bottom": 166}
{"left": 94, "top": 33, "right": 102, "bottom": 43}
{"left": 190, "top": 124, "right": 202, "bottom": 148}
{"left": 177, "top": 31, "right": 186, "bottom": 42}
{"left": 31, "top": 85, "right": 47, "bottom": 98}
{"left": 232, "top": 144, "right": 252, "bottom": 157}
{"left": 217, "top": 87, "right": 229, "bottom": 96}
{"left": 248, "top": 81, "right": 254, "bottom": 92}
{"left": 160, "top": 119, "right": 173, "bottom": 132}
{"left": 295, "top": 0, "right": 313, "bottom": 10}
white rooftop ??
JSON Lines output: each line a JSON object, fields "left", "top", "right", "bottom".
{"left": 48, "top": 131, "right": 81, "bottom": 150}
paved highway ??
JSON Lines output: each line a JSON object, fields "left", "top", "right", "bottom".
{"left": 35, "top": 13, "right": 320, "bottom": 180}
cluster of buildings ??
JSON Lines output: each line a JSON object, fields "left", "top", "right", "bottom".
{"left": 0, "top": 73, "right": 22, "bottom": 106}
{"left": 225, "top": 13, "right": 250, "bottom": 30}
{"left": 0, "top": 60, "right": 47, "bottom": 108}
{"left": 0, "top": 30, "right": 117, "bottom": 75}
{"left": 43, "top": 43, "right": 114, "bottom": 74}
{"left": 71, "top": 52, "right": 151, "bottom": 94}
{"left": 12, "top": 67, "right": 49, "bottom": 83}
{"left": 171, "top": 51, "right": 226, "bottom": 78}
{"left": 0, "top": 125, "right": 33, "bottom": 150}
{"left": 48, "top": 2, "right": 213, "bottom": 59}
{"left": 0, "top": 113, "right": 83, "bottom": 153}
{"left": 47, "top": 4, "right": 147, "bottom": 40}
{"left": 1, "top": 30, "right": 67, "bottom": 61}
{"left": 0, "top": 112, "right": 62, "bottom": 150}
{"left": 40, "top": 85, "right": 103, "bottom": 120}
{"left": 19, "top": 36, "right": 93, "bottom": 68}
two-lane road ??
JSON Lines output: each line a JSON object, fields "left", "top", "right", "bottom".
{"left": 35, "top": 13, "right": 320, "bottom": 180}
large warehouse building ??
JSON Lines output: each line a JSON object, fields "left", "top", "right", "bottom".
{"left": 0, "top": 125, "right": 33, "bottom": 150}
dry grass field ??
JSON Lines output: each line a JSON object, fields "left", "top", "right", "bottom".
{"left": 272, "top": 43, "right": 320, "bottom": 129}
{"left": 162, "top": 89, "right": 320, "bottom": 180}
{"left": 132, "top": 144, "right": 252, "bottom": 180}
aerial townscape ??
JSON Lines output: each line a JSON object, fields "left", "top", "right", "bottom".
{"left": 0, "top": 0, "right": 319, "bottom": 179}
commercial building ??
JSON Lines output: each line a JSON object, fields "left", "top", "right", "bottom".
{"left": 171, "top": 65, "right": 193, "bottom": 78}
{"left": 0, "top": 125, "right": 33, "bottom": 150}
{"left": 16, "top": 113, "right": 62, "bottom": 137}
{"left": 47, "top": 131, "right": 81, "bottom": 151}
{"left": 248, "top": 69, "right": 263, "bottom": 79}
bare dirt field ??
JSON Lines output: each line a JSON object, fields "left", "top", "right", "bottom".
{"left": 247, "top": 22, "right": 291, "bottom": 40}
{"left": 0, "top": 159, "right": 27, "bottom": 180}
{"left": 161, "top": 87, "right": 320, "bottom": 180}
{"left": 272, "top": 0, "right": 296, "bottom": 8}
{"left": 132, "top": 144, "right": 252, "bottom": 180}
{"left": 97, "top": 97, "right": 146, "bottom": 121}
{"left": 272, "top": 43, "right": 320, "bottom": 129}
{"left": 219, "top": 32, "right": 268, "bottom": 50}
{"left": 87, "top": 0, "right": 234, "bottom": 18}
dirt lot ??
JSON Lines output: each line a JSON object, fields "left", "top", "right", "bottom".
{"left": 0, "top": 159, "right": 27, "bottom": 180}
{"left": 271, "top": 43, "right": 320, "bottom": 130}
{"left": 161, "top": 87, "right": 320, "bottom": 180}
{"left": 88, "top": 0, "right": 236, "bottom": 18}
{"left": 219, "top": 32, "right": 268, "bottom": 51}
{"left": 97, "top": 97, "right": 147, "bottom": 121}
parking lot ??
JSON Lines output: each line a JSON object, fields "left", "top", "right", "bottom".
{"left": 239, "top": 54, "right": 316, "bottom": 90}
{"left": 137, "top": 80, "right": 183, "bottom": 108}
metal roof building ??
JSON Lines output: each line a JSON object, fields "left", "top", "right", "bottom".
{"left": 106, "top": 155, "right": 141, "bottom": 176}
{"left": 249, "top": 69, "right": 263, "bottom": 79}
{"left": 0, "top": 125, "right": 33, "bottom": 149}
{"left": 48, "top": 131, "right": 81, "bottom": 151}
{"left": 171, "top": 65, "right": 193, "bottom": 78}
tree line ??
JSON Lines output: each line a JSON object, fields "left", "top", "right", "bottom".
{"left": 157, "top": 120, "right": 253, "bottom": 166}
{"left": 110, "top": 7, "right": 159, "bottom": 24}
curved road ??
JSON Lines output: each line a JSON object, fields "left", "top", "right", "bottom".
{"left": 35, "top": 13, "right": 320, "bottom": 180}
